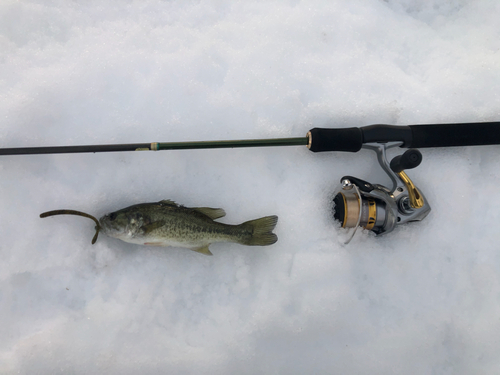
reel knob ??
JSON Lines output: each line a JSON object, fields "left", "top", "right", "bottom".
{"left": 389, "top": 149, "right": 422, "bottom": 173}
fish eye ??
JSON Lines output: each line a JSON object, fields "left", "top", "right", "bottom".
{"left": 109, "top": 212, "right": 117, "bottom": 221}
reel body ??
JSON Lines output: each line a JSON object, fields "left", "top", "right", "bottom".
{"left": 333, "top": 142, "right": 431, "bottom": 242}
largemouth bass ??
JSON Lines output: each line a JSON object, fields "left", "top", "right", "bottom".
{"left": 41, "top": 200, "right": 278, "bottom": 256}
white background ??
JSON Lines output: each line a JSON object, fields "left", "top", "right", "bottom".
{"left": 1, "top": 0, "right": 500, "bottom": 373}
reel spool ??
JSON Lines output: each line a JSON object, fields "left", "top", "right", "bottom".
{"left": 333, "top": 181, "right": 386, "bottom": 234}
{"left": 333, "top": 144, "right": 430, "bottom": 243}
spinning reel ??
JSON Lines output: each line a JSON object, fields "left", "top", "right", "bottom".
{"left": 332, "top": 142, "right": 430, "bottom": 243}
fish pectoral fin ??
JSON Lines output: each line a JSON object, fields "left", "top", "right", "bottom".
{"left": 191, "top": 245, "right": 213, "bottom": 256}
{"left": 141, "top": 220, "right": 166, "bottom": 234}
{"left": 193, "top": 207, "right": 226, "bottom": 220}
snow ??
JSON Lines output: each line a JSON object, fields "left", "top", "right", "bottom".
{"left": 1, "top": 0, "right": 500, "bottom": 373}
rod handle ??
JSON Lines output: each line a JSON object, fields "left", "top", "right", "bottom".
{"left": 307, "top": 122, "right": 500, "bottom": 152}
{"left": 408, "top": 122, "right": 500, "bottom": 148}
{"left": 307, "top": 125, "right": 412, "bottom": 152}
{"left": 307, "top": 127, "right": 363, "bottom": 152}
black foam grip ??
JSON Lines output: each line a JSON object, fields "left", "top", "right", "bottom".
{"left": 409, "top": 122, "right": 500, "bottom": 148}
{"left": 308, "top": 127, "right": 362, "bottom": 152}
{"left": 361, "top": 124, "right": 412, "bottom": 145}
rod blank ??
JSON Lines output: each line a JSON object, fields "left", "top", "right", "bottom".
{"left": 0, "top": 138, "right": 308, "bottom": 156}
{"left": 0, "top": 143, "right": 152, "bottom": 155}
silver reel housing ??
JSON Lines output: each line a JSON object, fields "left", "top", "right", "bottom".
{"left": 333, "top": 142, "right": 431, "bottom": 243}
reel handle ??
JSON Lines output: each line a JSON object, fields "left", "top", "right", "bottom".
{"left": 307, "top": 121, "right": 500, "bottom": 152}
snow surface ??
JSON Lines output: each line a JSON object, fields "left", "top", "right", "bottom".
{"left": 1, "top": 0, "right": 500, "bottom": 373}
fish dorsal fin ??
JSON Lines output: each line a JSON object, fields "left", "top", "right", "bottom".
{"left": 193, "top": 207, "right": 226, "bottom": 220}
{"left": 191, "top": 245, "right": 213, "bottom": 256}
{"left": 159, "top": 199, "right": 180, "bottom": 207}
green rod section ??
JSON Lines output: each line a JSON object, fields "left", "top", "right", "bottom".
{"left": 0, "top": 137, "right": 308, "bottom": 156}
{"left": 153, "top": 137, "right": 308, "bottom": 151}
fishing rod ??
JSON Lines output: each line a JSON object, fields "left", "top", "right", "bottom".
{"left": 4, "top": 121, "right": 500, "bottom": 240}
{"left": 1, "top": 121, "right": 499, "bottom": 155}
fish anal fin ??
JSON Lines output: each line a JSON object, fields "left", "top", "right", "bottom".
{"left": 191, "top": 245, "right": 213, "bottom": 256}
{"left": 193, "top": 207, "right": 226, "bottom": 220}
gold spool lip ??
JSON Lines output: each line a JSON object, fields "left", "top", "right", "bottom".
{"left": 340, "top": 192, "right": 347, "bottom": 228}
{"left": 365, "top": 198, "right": 377, "bottom": 230}
{"left": 306, "top": 131, "right": 312, "bottom": 149}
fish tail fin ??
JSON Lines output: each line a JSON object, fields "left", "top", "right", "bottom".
{"left": 238, "top": 215, "right": 278, "bottom": 246}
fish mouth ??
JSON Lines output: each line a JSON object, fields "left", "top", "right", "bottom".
{"left": 99, "top": 214, "right": 126, "bottom": 237}
{"left": 98, "top": 215, "right": 113, "bottom": 233}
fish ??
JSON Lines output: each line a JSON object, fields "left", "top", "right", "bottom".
{"left": 40, "top": 200, "right": 278, "bottom": 256}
